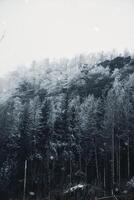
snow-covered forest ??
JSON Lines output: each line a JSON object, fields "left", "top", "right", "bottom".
{"left": 1, "top": 53, "right": 134, "bottom": 200}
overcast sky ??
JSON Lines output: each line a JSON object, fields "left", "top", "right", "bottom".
{"left": 0, "top": 0, "right": 134, "bottom": 76}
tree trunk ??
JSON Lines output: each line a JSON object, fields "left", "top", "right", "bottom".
{"left": 23, "top": 160, "right": 27, "bottom": 200}
{"left": 69, "top": 153, "right": 72, "bottom": 186}
{"left": 79, "top": 144, "right": 82, "bottom": 171}
{"left": 85, "top": 159, "right": 88, "bottom": 184}
{"left": 118, "top": 138, "right": 121, "bottom": 188}
{"left": 48, "top": 161, "right": 51, "bottom": 200}
{"left": 94, "top": 137, "right": 99, "bottom": 184}
{"left": 112, "top": 126, "right": 115, "bottom": 195}
{"left": 127, "top": 135, "right": 130, "bottom": 179}
{"left": 103, "top": 164, "right": 106, "bottom": 196}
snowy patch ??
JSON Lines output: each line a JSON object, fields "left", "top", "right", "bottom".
{"left": 50, "top": 156, "right": 54, "bottom": 160}
{"left": 127, "top": 177, "right": 134, "bottom": 187}
{"left": 64, "top": 184, "right": 86, "bottom": 193}
{"left": 29, "top": 191, "right": 35, "bottom": 196}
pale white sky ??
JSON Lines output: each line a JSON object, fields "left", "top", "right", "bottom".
{"left": 0, "top": 0, "right": 134, "bottom": 76}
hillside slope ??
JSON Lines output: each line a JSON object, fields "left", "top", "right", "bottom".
{"left": 0, "top": 54, "right": 134, "bottom": 199}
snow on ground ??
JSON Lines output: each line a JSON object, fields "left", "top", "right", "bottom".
{"left": 64, "top": 184, "right": 86, "bottom": 193}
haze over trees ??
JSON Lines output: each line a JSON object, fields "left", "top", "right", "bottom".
{"left": 1, "top": 52, "right": 134, "bottom": 199}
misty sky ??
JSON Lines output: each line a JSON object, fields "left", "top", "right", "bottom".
{"left": 0, "top": 0, "right": 134, "bottom": 76}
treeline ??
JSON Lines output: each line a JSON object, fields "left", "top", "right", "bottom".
{"left": 0, "top": 53, "right": 134, "bottom": 199}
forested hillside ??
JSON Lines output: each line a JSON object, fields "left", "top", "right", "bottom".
{"left": 1, "top": 53, "right": 134, "bottom": 200}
